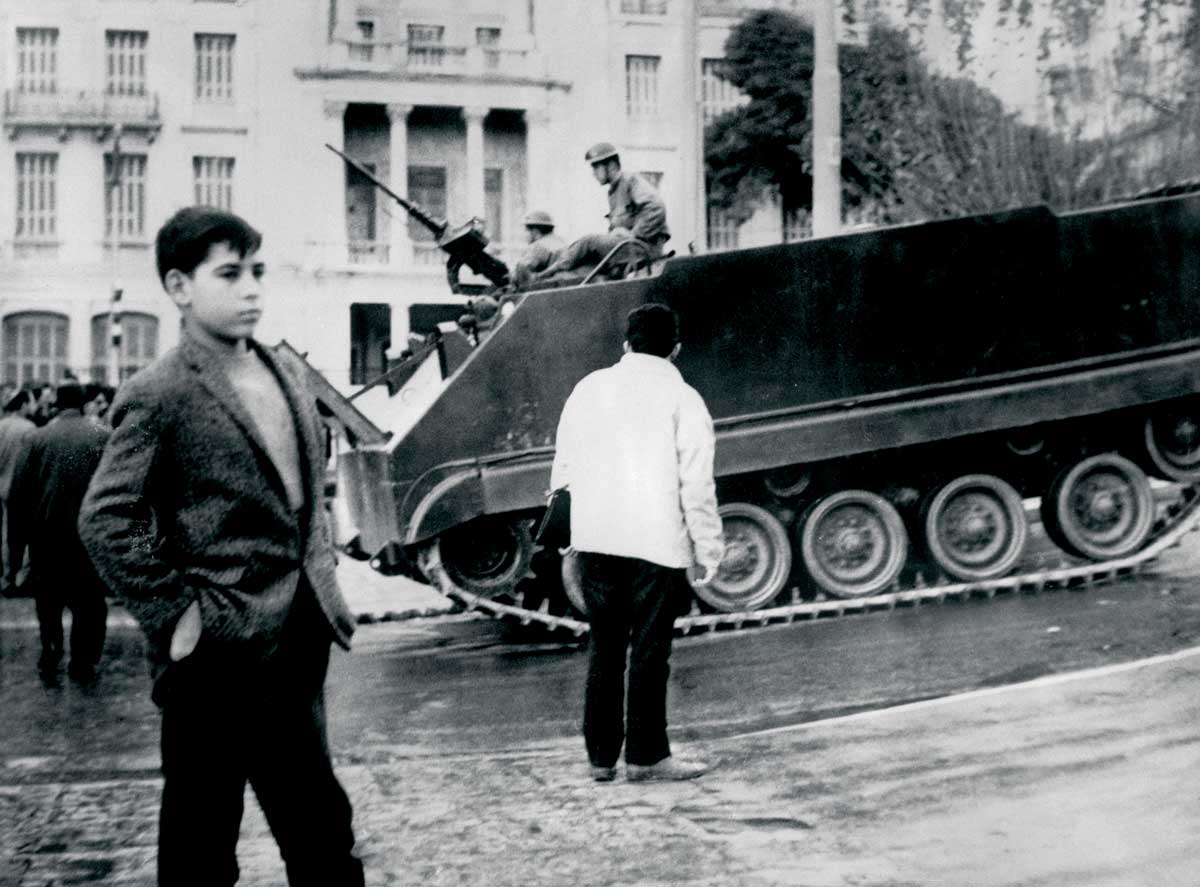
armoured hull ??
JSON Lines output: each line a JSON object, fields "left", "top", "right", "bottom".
{"left": 339, "top": 193, "right": 1200, "bottom": 625}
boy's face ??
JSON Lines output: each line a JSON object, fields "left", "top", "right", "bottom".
{"left": 166, "top": 241, "right": 264, "bottom": 345}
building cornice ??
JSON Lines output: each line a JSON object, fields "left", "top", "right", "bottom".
{"left": 292, "top": 68, "right": 572, "bottom": 93}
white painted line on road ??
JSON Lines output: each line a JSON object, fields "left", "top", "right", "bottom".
{"left": 729, "top": 643, "right": 1200, "bottom": 742}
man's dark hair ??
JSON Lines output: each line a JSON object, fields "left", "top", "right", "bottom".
{"left": 626, "top": 303, "right": 679, "bottom": 358}
{"left": 3, "top": 389, "right": 32, "bottom": 413}
{"left": 55, "top": 382, "right": 85, "bottom": 412}
{"left": 155, "top": 206, "right": 262, "bottom": 285}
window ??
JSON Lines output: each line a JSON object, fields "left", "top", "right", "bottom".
{"left": 15, "top": 153, "right": 57, "bottom": 241}
{"left": 91, "top": 312, "right": 159, "bottom": 383}
{"left": 407, "top": 166, "right": 447, "bottom": 242}
{"left": 195, "top": 33, "right": 235, "bottom": 101}
{"left": 194, "top": 156, "right": 234, "bottom": 210}
{"left": 349, "top": 20, "right": 375, "bottom": 62}
{"left": 16, "top": 28, "right": 58, "bottom": 94}
{"left": 105, "top": 153, "right": 147, "bottom": 241}
{"left": 476, "top": 27, "right": 501, "bottom": 68}
{"left": 783, "top": 206, "right": 811, "bottom": 243}
{"left": 706, "top": 205, "right": 739, "bottom": 252}
{"left": 4, "top": 312, "right": 68, "bottom": 385}
{"left": 407, "top": 24, "right": 445, "bottom": 67}
{"left": 346, "top": 161, "right": 380, "bottom": 262}
{"left": 621, "top": 0, "right": 669, "bottom": 13}
{"left": 106, "top": 31, "right": 148, "bottom": 96}
{"left": 702, "top": 58, "right": 746, "bottom": 123}
{"left": 349, "top": 304, "right": 391, "bottom": 386}
{"left": 484, "top": 168, "right": 504, "bottom": 243}
{"left": 625, "top": 55, "right": 660, "bottom": 120}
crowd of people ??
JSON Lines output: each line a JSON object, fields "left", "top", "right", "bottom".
{"left": 0, "top": 380, "right": 117, "bottom": 682}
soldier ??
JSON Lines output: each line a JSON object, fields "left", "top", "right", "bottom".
{"left": 510, "top": 210, "right": 567, "bottom": 289}
{"left": 535, "top": 142, "right": 669, "bottom": 281}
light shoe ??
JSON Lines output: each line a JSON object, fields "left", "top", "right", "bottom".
{"left": 591, "top": 765, "right": 617, "bottom": 783}
{"left": 626, "top": 756, "right": 707, "bottom": 783}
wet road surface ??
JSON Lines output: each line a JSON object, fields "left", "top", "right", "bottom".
{"left": 4, "top": 539, "right": 1200, "bottom": 885}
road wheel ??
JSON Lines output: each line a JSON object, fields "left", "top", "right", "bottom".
{"left": 1141, "top": 404, "right": 1200, "bottom": 482}
{"left": 1042, "top": 454, "right": 1153, "bottom": 560}
{"left": 922, "top": 474, "right": 1028, "bottom": 581}
{"left": 426, "top": 517, "right": 535, "bottom": 598}
{"left": 800, "top": 490, "right": 908, "bottom": 598}
{"left": 693, "top": 503, "right": 793, "bottom": 613}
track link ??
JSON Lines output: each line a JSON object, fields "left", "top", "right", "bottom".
{"left": 419, "top": 485, "right": 1200, "bottom": 639}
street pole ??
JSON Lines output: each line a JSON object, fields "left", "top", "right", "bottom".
{"left": 812, "top": 0, "right": 841, "bottom": 237}
{"left": 107, "top": 125, "right": 123, "bottom": 386}
{"left": 684, "top": 0, "right": 706, "bottom": 252}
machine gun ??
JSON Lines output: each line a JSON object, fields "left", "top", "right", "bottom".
{"left": 326, "top": 143, "right": 510, "bottom": 294}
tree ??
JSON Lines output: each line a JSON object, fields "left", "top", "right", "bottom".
{"left": 705, "top": 2, "right": 1200, "bottom": 227}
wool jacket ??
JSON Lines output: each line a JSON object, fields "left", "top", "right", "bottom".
{"left": 79, "top": 334, "right": 356, "bottom": 671}
{"left": 0, "top": 412, "right": 34, "bottom": 498}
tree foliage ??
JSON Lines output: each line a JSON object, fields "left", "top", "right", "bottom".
{"left": 705, "top": 2, "right": 1200, "bottom": 226}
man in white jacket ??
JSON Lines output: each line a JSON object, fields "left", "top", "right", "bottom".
{"left": 551, "top": 303, "right": 724, "bottom": 783}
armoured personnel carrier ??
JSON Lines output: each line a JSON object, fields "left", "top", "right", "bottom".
{"left": 331, "top": 192, "right": 1200, "bottom": 636}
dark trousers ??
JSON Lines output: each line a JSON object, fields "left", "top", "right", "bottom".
{"left": 34, "top": 577, "right": 107, "bottom": 671}
{"left": 578, "top": 552, "right": 682, "bottom": 768}
{"left": 544, "top": 233, "right": 663, "bottom": 278}
{"left": 156, "top": 585, "right": 364, "bottom": 887}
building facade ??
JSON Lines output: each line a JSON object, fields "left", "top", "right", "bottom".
{"left": 0, "top": 0, "right": 792, "bottom": 396}
{"left": 6, "top": 0, "right": 1156, "bottom": 397}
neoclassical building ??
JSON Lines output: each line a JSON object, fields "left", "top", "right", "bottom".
{"left": 1, "top": 0, "right": 797, "bottom": 394}
{"left": 8, "top": 0, "right": 1135, "bottom": 397}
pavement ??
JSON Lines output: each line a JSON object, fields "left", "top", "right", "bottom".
{"left": 0, "top": 554, "right": 458, "bottom": 630}
{"left": 334, "top": 555, "right": 458, "bottom": 623}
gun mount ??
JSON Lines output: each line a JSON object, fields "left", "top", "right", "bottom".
{"left": 326, "top": 143, "right": 510, "bottom": 294}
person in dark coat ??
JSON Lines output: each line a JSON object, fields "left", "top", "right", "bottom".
{"left": 79, "top": 206, "right": 363, "bottom": 887}
{"left": 7, "top": 382, "right": 111, "bottom": 679}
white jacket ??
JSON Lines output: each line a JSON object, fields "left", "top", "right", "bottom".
{"left": 550, "top": 351, "right": 724, "bottom": 570}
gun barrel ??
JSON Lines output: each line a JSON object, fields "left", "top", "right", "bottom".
{"left": 325, "top": 143, "right": 446, "bottom": 238}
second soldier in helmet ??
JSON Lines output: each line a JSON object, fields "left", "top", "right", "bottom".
{"left": 510, "top": 209, "right": 567, "bottom": 289}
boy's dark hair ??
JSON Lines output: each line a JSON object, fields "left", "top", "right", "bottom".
{"left": 155, "top": 206, "right": 262, "bottom": 285}
{"left": 626, "top": 303, "right": 679, "bottom": 358}
{"left": 3, "top": 389, "right": 32, "bottom": 413}
{"left": 55, "top": 382, "right": 85, "bottom": 412}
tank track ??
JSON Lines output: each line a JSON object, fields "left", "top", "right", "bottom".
{"left": 418, "top": 485, "right": 1200, "bottom": 639}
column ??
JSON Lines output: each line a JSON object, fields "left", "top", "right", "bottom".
{"left": 463, "top": 106, "right": 488, "bottom": 220}
{"left": 523, "top": 108, "right": 551, "bottom": 219}
{"left": 386, "top": 103, "right": 413, "bottom": 268}
{"left": 323, "top": 100, "right": 348, "bottom": 266}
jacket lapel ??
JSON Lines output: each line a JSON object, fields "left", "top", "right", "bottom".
{"left": 180, "top": 334, "right": 291, "bottom": 503}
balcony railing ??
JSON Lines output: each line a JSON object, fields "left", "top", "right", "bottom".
{"left": 621, "top": 0, "right": 669, "bottom": 13}
{"left": 326, "top": 42, "right": 544, "bottom": 79}
{"left": 3, "top": 89, "right": 161, "bottom": 135}
{"left": 348, "top": 240, "right": 391, "bottom": 265}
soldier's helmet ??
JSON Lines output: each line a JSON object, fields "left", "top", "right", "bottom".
{"left": 584, "top": 141, "right": 620, "bottom": 166}
{"left": 523, "top": 210, "right": 555, "bottom": 229}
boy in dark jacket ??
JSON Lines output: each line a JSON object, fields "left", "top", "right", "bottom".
{"left": 79, "top": 206, "right": 364, "bottom": 887}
